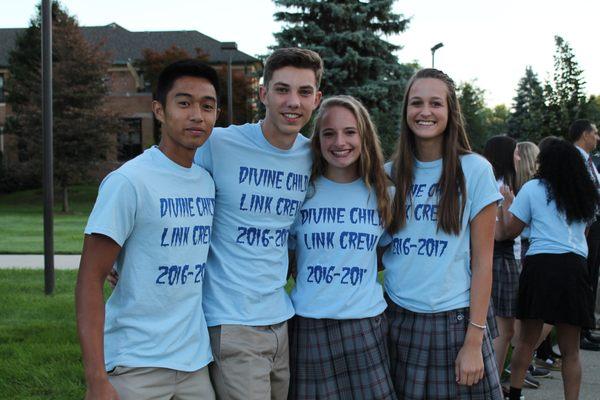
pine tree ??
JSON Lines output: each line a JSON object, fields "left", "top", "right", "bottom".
{"left": 507, "top": 66, "right": 545, "bottom": 142}
{"left": 4, "top": 0, "right": 119, "bottom": 211}
{"left": 458, "top": 81, "right": 488, "bottom": 151}
{"left": 551, "top": 35, "right": 586, "bottom": 135}
{"left": 272, "top": 0, "right": 415, "bottom": 156}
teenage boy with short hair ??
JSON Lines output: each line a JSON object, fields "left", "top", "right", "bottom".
{"left": 194, "top": 48, "right": 323, "bottom": 400}
{"left": 76, "top": 59, "right": 220, "bottom": 400}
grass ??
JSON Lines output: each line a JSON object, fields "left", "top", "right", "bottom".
{"left": 0, "top": 269, "right": 112, "bottom": 399}
{"left": 0, "top": 185, "right": 97, "bottom": 254}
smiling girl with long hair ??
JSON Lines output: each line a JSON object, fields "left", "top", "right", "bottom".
{"left": 383, "top": 69, "right": 503, "bottom": 399}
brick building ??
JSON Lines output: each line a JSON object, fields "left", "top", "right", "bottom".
{"left": 0, "top": 23, "right": 261, "bottom": 171}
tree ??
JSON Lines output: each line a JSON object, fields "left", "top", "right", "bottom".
{"left": 582, "top": 95, "right": 600, "bottom": 126}
{"left": 458, "top": 81, "right": 488, "bottom": 151}
{"left": 483, "top": 104, "right": 509, "bottom": 138}
{"left": 135, "top": 45, "right": 255, "bottom": 143}
{"left": 272, "top": 0, "right": 416, "bottom": 157}
{"left": 507, "top": 66, "right": 546, "bottom": 142}
{"left": 4, "top": 1, "right": 119, "bottom": 211}
{"left": 551, "top": 35, "right": 586, "bottom": 135}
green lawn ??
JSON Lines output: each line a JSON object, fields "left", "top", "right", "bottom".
{"left": 0, "top": 185, "right": 97, "bottom": 254}
{"left": 0, "top": 269, "right": 111, "bottom": 399}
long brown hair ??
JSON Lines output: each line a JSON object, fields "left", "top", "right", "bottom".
{"left": 310, "top": 95, "right": 392, "bottom": 228}
{"left": 389, "top": 69, "right": 471, "bottom": 235}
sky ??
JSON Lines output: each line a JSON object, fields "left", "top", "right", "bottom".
{"left": 2, "top": 0, "right": 599, "bottom": 107}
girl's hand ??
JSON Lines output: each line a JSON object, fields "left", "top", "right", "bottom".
{"left": 106, "top": 268, "right": 119, "bottom": 289}
{"left": 454, "top": 342, "right": 484, "bottom": 386}
{"left": 499, "top": 184, "right": 514, "bottom": 206}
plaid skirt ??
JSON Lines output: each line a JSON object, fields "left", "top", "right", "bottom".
{"left": 491, "top": 242, "right": 520, "bottom": 318}
{"left": 385, "top": 300, "right": 503, "bottom": 400}
{"left": 289, "top": 314, "right": 396, "bottom": 400}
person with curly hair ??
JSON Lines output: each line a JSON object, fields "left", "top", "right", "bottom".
{"left": 498, "top": 138, "right": 599, "bottom": 400}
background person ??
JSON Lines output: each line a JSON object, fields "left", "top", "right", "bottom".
{"left": 499, "top": 139, "right": 598, "bottom": 400}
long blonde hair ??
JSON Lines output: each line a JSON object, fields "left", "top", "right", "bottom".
{"left": 310, "top": 95, "right": 392, "bottom": 228}
{"left": 389, "top": 69, "right": 471, "bottom": 235}
{"left": 515, "top": 141, "right": 539, "bottom": 193}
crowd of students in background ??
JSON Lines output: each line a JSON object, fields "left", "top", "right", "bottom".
{"left": 75, "top": 48, "right": 600, "bottom": 400}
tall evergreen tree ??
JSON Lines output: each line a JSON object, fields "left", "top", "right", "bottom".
{"left": 272, "top": 0, "right": 416, "bottom": 156}
{"left": 4, "top": 0, "right": 119, "bottom": 211}
{"left": 507, "top": 66, "right": 545, "bottom": 142}
{"left": 458, "top": 81, "right": 488, "bottom": 151}
{"left": 552, "top": 35, "right": 586, "bottom": 135}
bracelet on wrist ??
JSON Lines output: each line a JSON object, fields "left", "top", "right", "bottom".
{"left": 469, "top": 320, "right": 487, "bottom": 330}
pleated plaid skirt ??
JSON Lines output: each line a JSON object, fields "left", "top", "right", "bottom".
{"left": 385, "top": 300, "right": 503, "bottom": 400}
{"left": 288, "top": 314, "right": 397, "bottom": 400}
{"left": 491, "top": 241, "right": 520, "bottom": 318}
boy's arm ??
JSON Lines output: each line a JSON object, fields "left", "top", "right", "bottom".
{"left": 75, "top": 233, "right": 122, "bottom": 400}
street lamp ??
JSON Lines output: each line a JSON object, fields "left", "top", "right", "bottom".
{"left": 220, "top": 42, "right": 237, "bottom": 125}
{"left": 431, "top": 42, "right": 444, "bottom": 69}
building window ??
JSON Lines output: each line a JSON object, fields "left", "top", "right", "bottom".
{"left": 0, "top": 74, "right": 5, "bottom": 103}
{"left": 117, "top": 118, "right": 142, "bottom": 161}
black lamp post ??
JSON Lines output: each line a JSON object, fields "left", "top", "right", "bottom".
{"left": 431, "top": 42, "right": 444, "bottom": 69}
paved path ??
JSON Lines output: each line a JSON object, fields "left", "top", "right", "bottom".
{"left": 0, "top": 254, "right": 80, "bottom": 269}
{"left": 521, "top": 348, "right": 600, "bottom": 400}
{"left": 1, "top": 255, "right": 599, "bottom": 398}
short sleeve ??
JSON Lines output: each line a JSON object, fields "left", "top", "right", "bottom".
{"left": 467, "top": 157, "right": 503, "bottom": 221}
{"left": 84, "top": 173, "right": 137, "bottom": 247}
{"left": 509, "top": 183, "right": 533, "bottom": 225}
{"left": 194, "top": 137, "right": 214, "bottom": 173}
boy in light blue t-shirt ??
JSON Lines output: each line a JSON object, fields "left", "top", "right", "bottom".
{"left": 193, "top": 48, "right": 323, "bottom": 400}
{"left": 76, "top": 60, "right": 220, "bottom": 400}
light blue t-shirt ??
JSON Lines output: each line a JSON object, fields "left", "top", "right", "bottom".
{"left": 289, "top": 177, "right": 387, "bottom": 319}
{"left": 194, "top": 123, "right": 311, "bottom": 326}
{"left": 382, "top": 154, "right": 501, "bottom": 313}
{"left": 85, "top": 146, "right": 215, "bottom": 372}
{"left": 509, "top": 179, "right": 588, "bottom": 257}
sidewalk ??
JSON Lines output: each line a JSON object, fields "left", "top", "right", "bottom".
{"left": 523, "top": 348, "right": 600, "bottom": 399}
{"left": 0, "top": 254, "right": 80, "bottom": 269}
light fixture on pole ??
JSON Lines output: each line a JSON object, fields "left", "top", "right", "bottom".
{"left": 431, "top": 42, "right": 444, "bottom": 69}
{"left": 220, "top": 42, "right": 237, "bottom": 125}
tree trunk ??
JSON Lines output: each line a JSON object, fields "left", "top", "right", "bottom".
{"left": 62, "top": 185, "right": 69, "bottom": 213}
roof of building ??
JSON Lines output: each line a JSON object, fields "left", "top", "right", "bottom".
{"left": 0, "top": 23, "right": 260, "bottom": 67}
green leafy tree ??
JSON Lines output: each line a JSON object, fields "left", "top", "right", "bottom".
{"left": 483, "top": 104, "right": 509, "bottom": 137}
{"left": 4, "top": 0, "right": 119, "bottom": 211}
{"left": 458, "top": 81, "right": 488, "bottom": 151}
{"left": 507, "top": 66, "right": 545, "bottom": 142}
{"left": 582, "top": 95, "right": 600, "bottom": 126}
{"left": 135, "top": 45, "right": 255, "bottom": 143}
{"left": 272, "top": 0, "right": 416, "bottom": 157}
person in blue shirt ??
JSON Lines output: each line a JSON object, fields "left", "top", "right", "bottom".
{"left": 76, "top": 60, "right": 220, "bottom": 400}
{"left": 483, "top": 135, "right": 523, "bottom": 382}
{"left": 193, "top": 48, "right": 323, "bottom": 400}
{"left": 287, "top": 95, "right": 395, "bottom": 399}
{"left": 382, "top": 68, "right": 504, "bottom": 399}
{"left": 498, "top": 138, "right": 598, "bottom": 400}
